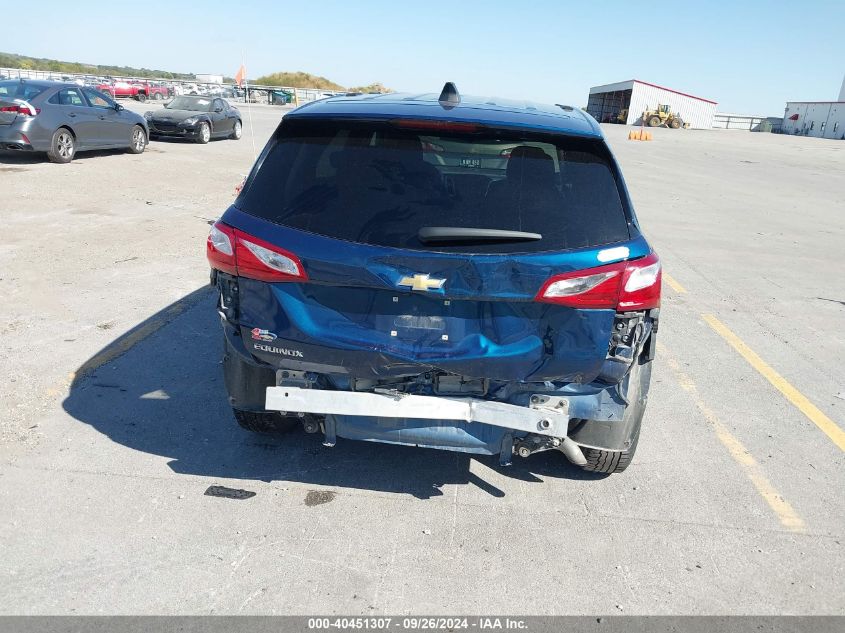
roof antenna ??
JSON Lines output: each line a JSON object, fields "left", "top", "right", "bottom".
{"left": 438, "top": 82, "right": 460, "bottom": 109}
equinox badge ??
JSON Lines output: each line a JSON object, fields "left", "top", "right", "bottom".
{"left": 397, "top": 274, "right": 446, "bottom": 292}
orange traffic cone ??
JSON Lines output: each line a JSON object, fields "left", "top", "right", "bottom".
{"left": 628, "top": 128, "right": 653, "bottom": 141}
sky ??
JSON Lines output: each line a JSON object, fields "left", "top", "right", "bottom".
{"left": 6, "top": 0, "right": 845, "bottom": 115}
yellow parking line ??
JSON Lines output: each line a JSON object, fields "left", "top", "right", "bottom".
{"left": 703, "top": 314, "right": 845, "bottom": 452}
{"left": 659, "top": 343, "right": 806, "bottom": 533}
{"left": 663, "top": 273, "right": 687, "bottom": 294}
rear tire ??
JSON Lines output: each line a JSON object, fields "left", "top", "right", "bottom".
{"left": 128, "top": 125, "right": 146, "bottom": 154}
{"left": 47, "top": 128, "right": 75, "bottom": 164}
{"left": 233, "top": 409, "right": 299, "bottom": 434}
{"left": 136, "top": 92, "right": 147, "bottom": 103}
{"left": 580, "top": 424, "right": 640, "bottom": 474}
{"left": 196, "top": 121, "right": 211, "bottom": 144}
{"left": 154, "top": 92, "right": 163, "bottom": 101}
{"left": 230, "top": 120, "right": 242, "bottom": 140}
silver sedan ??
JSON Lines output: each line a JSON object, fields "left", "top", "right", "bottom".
{"left": 0, "top": 79, "right": 148, "bottom": 163}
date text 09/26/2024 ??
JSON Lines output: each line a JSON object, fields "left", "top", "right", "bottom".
{"left": 307, "top": 617, "right": 528, "bottom": 630}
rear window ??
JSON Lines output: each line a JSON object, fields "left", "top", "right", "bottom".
{"left": 0, "top": 81, "right": 48, "bottom": 101}
{"left": 237, "top": 118, "right": 631, "bottom": 253}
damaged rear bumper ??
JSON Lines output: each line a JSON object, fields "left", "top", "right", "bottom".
{"left": 264, "top": 386, "right": 587, "bottom": 466}
{"left": 266, "top": 387, "right": 571, "bottom": 437}
{"left": 223, "top": 320, "right": 650, "bottom": 463}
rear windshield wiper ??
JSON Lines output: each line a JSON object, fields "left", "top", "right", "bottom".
{"left": 418, "top": 226, "right": 542, "bottom": 244}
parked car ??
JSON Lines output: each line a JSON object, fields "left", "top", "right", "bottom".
{"left": 95, "top": 80, "right": 168, "bottom": 102}
{"left": 206, "top": 86, "right": 237, "bottom": 99}
{"left": 181, "top": 83, "right": 212, "bottom": 96}
{"left": 421, "top": 137, "right": 522, "bottom": 172}
{"left": 145, "top": 95, "right": 241, "bottom": 143}
{"left": 0, "top": 79, "right": 148, "bottom": 163}
{"left": 147, "top": 81, "right": 173, "bottom": 100}
{"left": 206, "top": 83, "right": 661, "bottom": 474}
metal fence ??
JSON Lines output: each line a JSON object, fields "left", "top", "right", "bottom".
{"left": 0, "top": 66, "right": 347, "bottom": 106}
{"left": 713, "top": 112, "right": 782, "bottom": 132}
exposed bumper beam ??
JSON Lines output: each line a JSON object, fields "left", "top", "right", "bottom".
{"left": 265, "top": 387, "right": 570, "bottom": 437}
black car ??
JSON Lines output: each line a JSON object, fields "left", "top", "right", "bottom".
{"left": 144, "top": 96, "right": 241, "bottom": 144}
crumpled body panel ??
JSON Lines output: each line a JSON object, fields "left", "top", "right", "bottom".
{"left": 240, "top": 279, "right": 614, "bottom": 382}
{"left": 225, "top": 207, "right": 650, "bottom": 383}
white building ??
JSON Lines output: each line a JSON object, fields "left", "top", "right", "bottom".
{"left": 586, "top": 79, "right": 718, "bottom": 129}
{"left": 781, "top": 101, "right": 845, "bottom": 139}
{"left": 778, "top": 74, "right": 845, "bottom": 139}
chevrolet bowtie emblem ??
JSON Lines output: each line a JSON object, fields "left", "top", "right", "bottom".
{"left": 397, "top": 274, "right": 446, "bottom": 292}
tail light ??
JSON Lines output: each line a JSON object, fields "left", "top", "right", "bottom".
{"left": 207, "top": 223, "right": 237, "bottom": 275}
{"left": 0, "top": 101, "right": 39, "bottom": 117}
{"left": 207, "top": 222, "right": 307, "bottom": 283}
{"left": 535, "top": 252, "right": 661, "bottom": 310}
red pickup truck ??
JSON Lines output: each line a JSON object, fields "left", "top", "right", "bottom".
{"left": 96, "top": 80, "right": 170, "bottom": 102}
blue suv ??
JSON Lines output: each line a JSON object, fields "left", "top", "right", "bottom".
{"left": 207, "top": 84, "right": 661, "bottom": 474}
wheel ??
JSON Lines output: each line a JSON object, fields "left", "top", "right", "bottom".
{"left": 128, "top": 125, "right": 146, "bottom": 154}
{"left": 580, "top": 424, "right": 640, "bottom": 474}
{"left": 233, "top": 408, "right": 299, "bottom": 434}
{"left": 230, "top": 120, "right": 242, "bottom": 140}
{"left": 196, "top": 121, "right": 211, "bottom": 144}
{"left": 47, "top": 128, "right": 75, "bottom": 163}
{"left": 670, "top": 119, "right": 681, "bottom": 129}
{"left": 648, "top": 116, "right": 661, "bottom": 127}
{"left": 154, "top": 92, "right": 163, "bottom": 101}
{"left": 136, "top": 92, "right": 147, "bottom": 103}
{"left": 576, "top": 352, "right": 651, "bottom": 474}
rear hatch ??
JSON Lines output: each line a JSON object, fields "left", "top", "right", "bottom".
{"left": 218, "top": 116, "right": 647, "bottom": 384}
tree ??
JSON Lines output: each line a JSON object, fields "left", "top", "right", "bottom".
{"left": 348, "top": 83, "right": 391, "bottom": 94}
{"left": 254, "top": 71, "right": 344, "bottom": 90}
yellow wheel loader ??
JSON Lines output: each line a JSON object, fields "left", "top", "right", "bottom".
{"left": 643, "top": 104, "right": 690, "bottom": 129}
